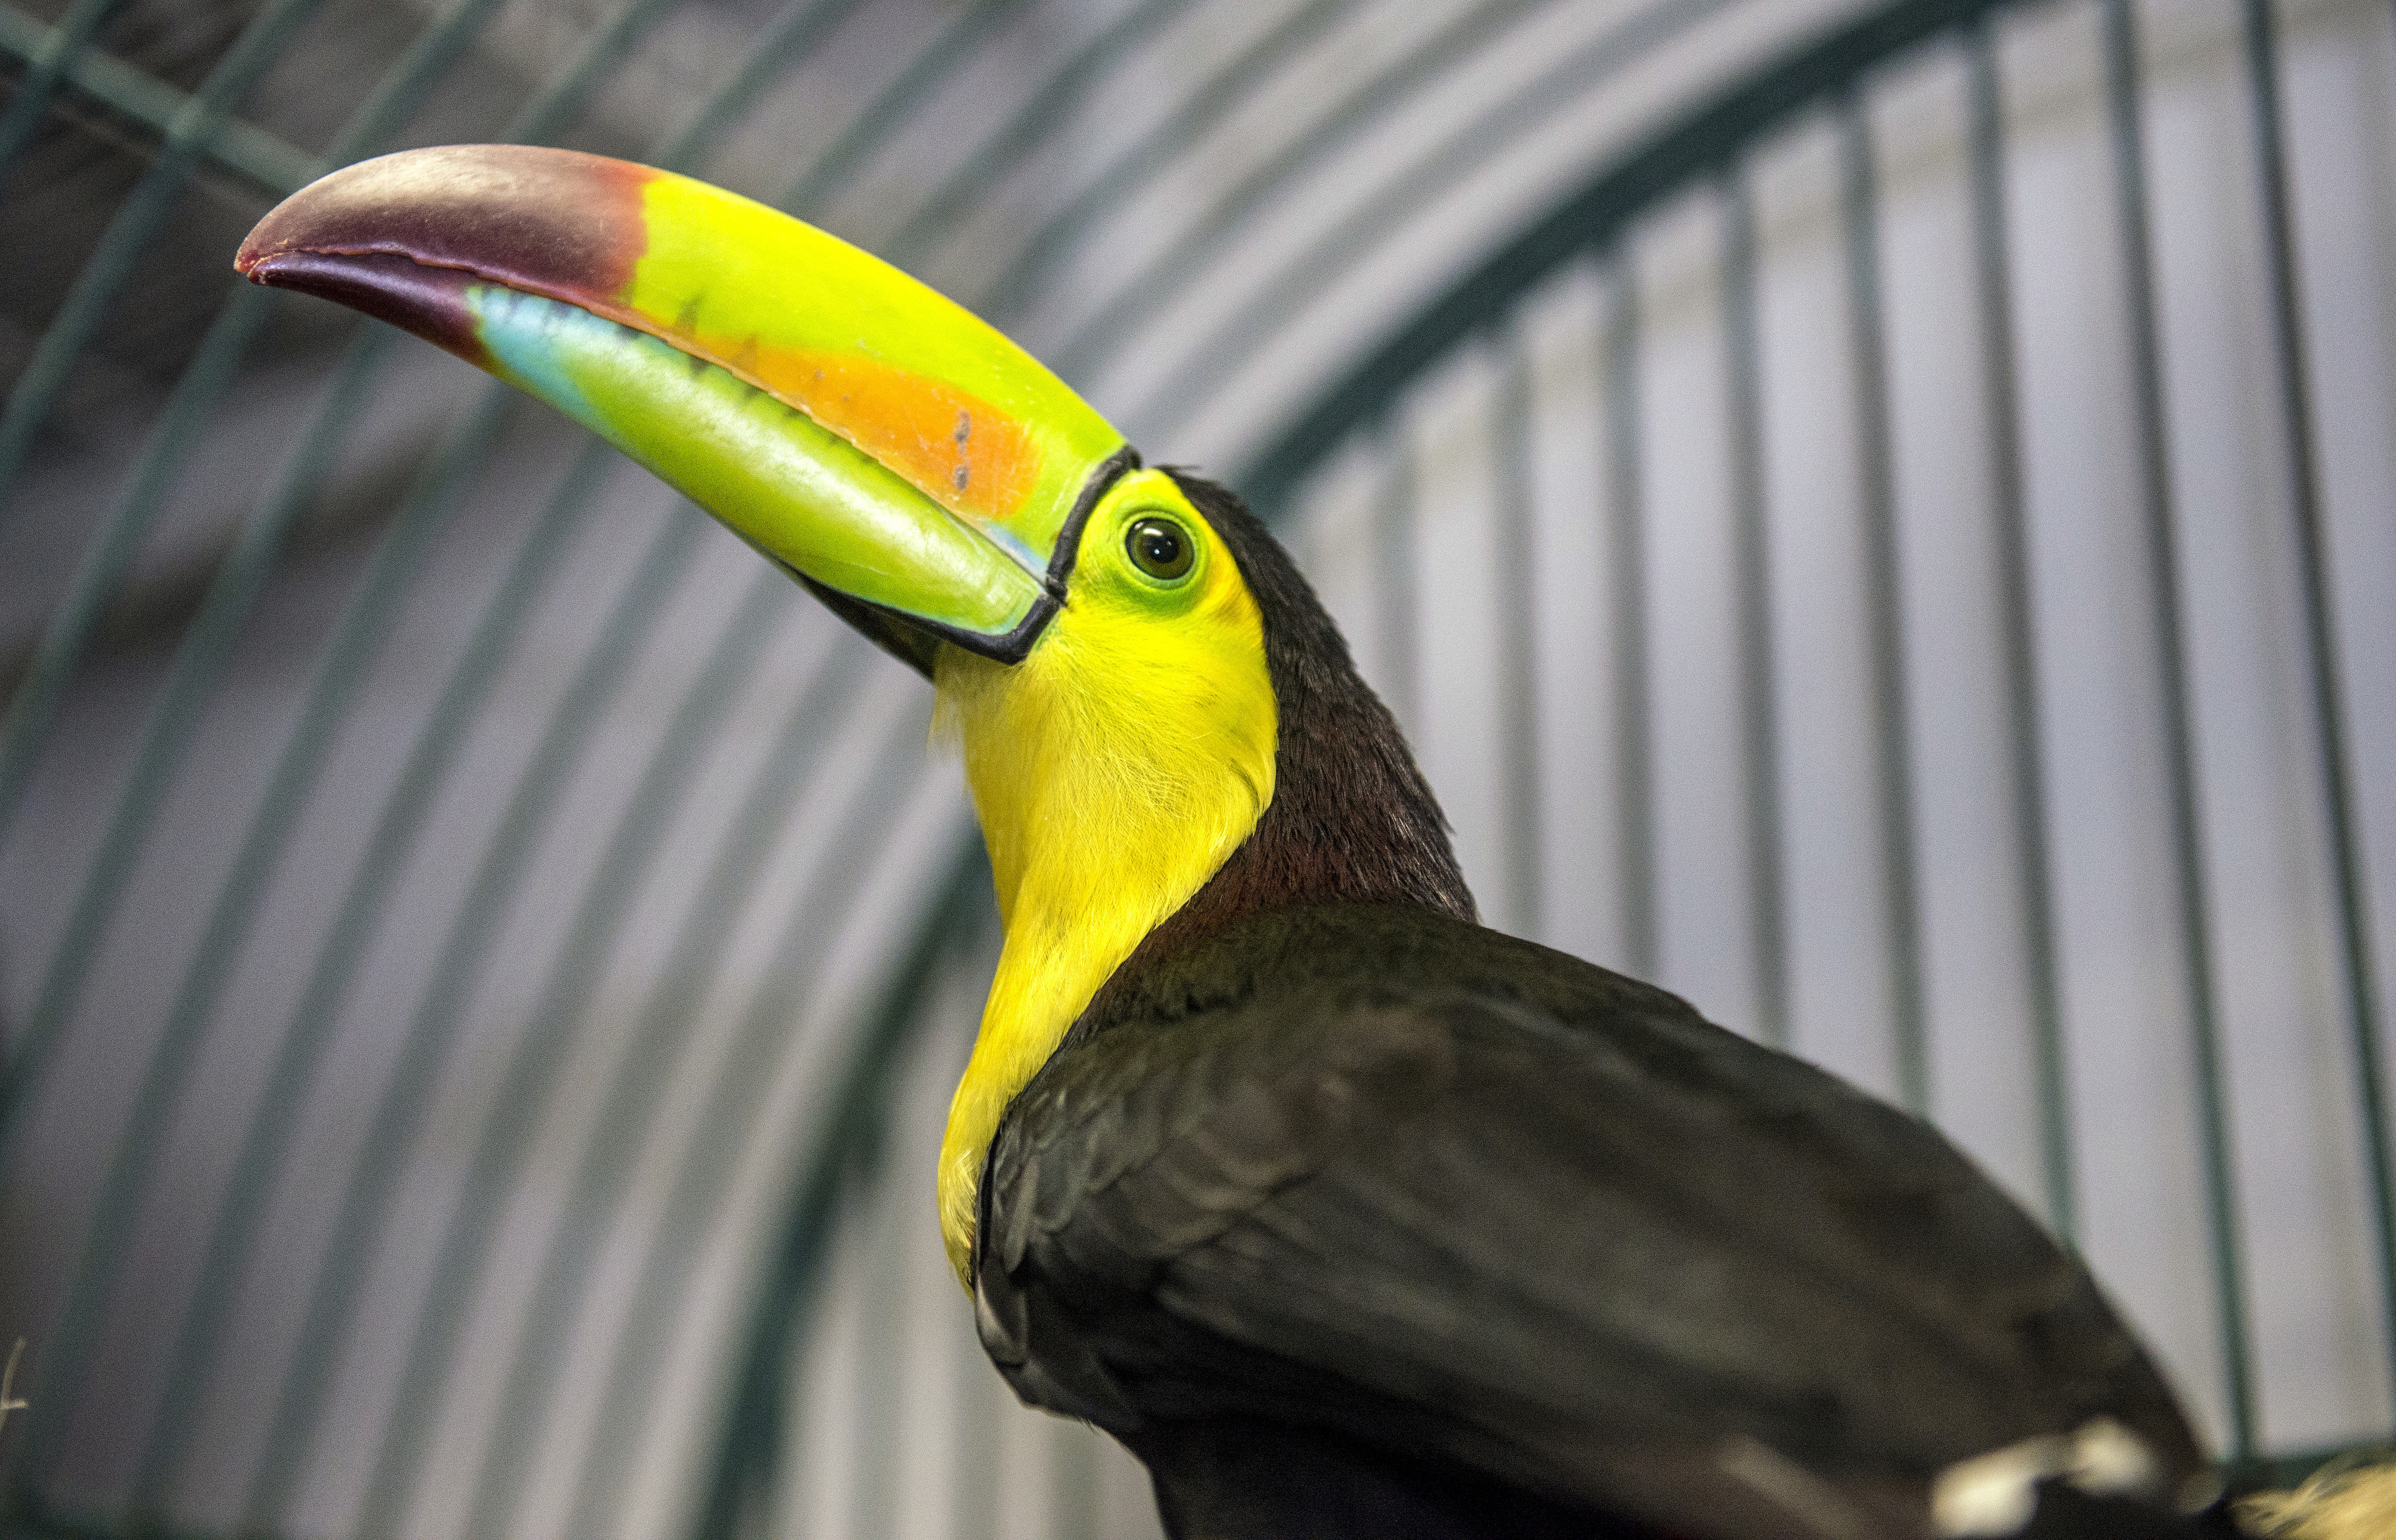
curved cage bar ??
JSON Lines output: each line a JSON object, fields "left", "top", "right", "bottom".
{"left": 1241, "top": 0, "right": 2396, "bottom": 1486}
{"left": 1, "top": 0, "right": 2392, "bottom": 1536}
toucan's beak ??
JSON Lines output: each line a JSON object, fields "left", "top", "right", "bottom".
{"left": 236, "top": 144, "right": 1131, "bottom": 669}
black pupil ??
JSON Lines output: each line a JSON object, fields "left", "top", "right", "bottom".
{"left": 1128, "top": 518, "right": 1191, "bottom": 579}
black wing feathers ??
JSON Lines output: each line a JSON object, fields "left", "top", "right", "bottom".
{"left": 977, "top": 905, "right": 2201, "bottom": 1540}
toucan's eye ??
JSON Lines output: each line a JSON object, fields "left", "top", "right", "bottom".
{"left": 1125, "top": 516, "right": 1194, "bottom": 582}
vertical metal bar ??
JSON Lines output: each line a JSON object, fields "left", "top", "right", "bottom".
{"left": 0, "top": 0, "right": 135, "bottom": 186}
{"left": 1601, "top": 247, "right": 1659, "bottom": 980}
{"left": 351, "top": 569, "right": 789, "bottom": 1540}
{"left": 1719, "top": 164, "right": 1790, "bottom": 1050}
{"left": 2102, "top": 0, "right": 2256, "bottom": 1458}
{"left": 2238, "top": 0, "right": 2396, "bottom": 1406}
{"left": 1838, "top": 87, "right": 1931, "bottom": 1114}
{"left": 1493, "top": 323, "right": 1544, "bottom": 938}
{"left": 707, "top": 1136, "right": 878, "bottom": 1540}
{"left": 1965, "top": 18, "right": 2076, "bottom": 1242}
{"left": 1373, "top": 420, "right": 1422, "bottom": 731}
{"left": 1136, "top": 0, "right": 1742, "bottom": 457}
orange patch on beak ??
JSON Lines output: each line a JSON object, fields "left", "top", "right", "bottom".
{"left": 713, "top": 343, "right": 1044, "bottom": 530}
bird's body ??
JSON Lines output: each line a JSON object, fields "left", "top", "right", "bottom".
{"left": 987, "top": 901, "right": 2197, "bottom": 1540}
{"left": 235, "top": 145, "right": 2302, "bottom": 1539}
{"left": 968, "top": 484, "right": 2209, "bottom": 1540}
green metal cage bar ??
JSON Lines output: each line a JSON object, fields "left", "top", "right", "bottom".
{"left": 1046, "top": 0, "right": 1567, "bottom": 383}
{"left": 457, "top": 640, "right": 869, "bottom": 1539}
{"left": 13, "top": 0, "right": 1533, "bottom": 1532}
{"left": 1960, "top": 11, "right": 2075, "bottom": 1245}
{"left": 777, "top": 0, "right": 1029, "bottom": 221}
{"left": 4, "top": 0, "right": 2390, "bottom": 1531}
{"left": 878, "top": 0, "right": 1199, "bottom": 267}
{"left": 0, "top": 1, "right": 319, "bottom": 195}
{"left": 1717, "top": 163, "right": 1789, "bottom": 1054}
{"left": 969, "top": 0, "right": 1357, "bottom": 328}
{"left": 1491, "top": 323, "right": 1541, "bottom": 937}
{"left": 0, "top": 0, "right": 134, "bottom": 186}
{"left": 1243, "top": 0, "right": 2062, "bottom": 499}
{"left": 2237, "top": 0, "right": 2396, "bottom": 1415}
{"left": 1600, "top": 248, "right": 1660, "bottom": 985}
{"left": 1834, "top": 84, "right": 1929, "bottom": 1117}
{"left": 686, "top": 778, "right": 987, "bottom": 1540}
{"left": 4, "top": 0, "right": 1087, "bottom": 1517}
{"left": 555, "top": 697, "right": 916, "bottom": 1538}
{"left": 1223, "top": 0, "right": 2391, "bottom": 1477}
{"left": 350, "top": 566, "right": 792, "bottom": 1539}
{"left": 230, "top": 506, "right": 708, "bottom": 1534}
{"left": 1133, "top": 0, "right": 1741, "bottom": 445}
{"left": 2097, "top": 0, "right": 2257, "bottom": 1462}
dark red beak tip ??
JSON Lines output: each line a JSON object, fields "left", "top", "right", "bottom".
{"left": 237, "top": 246, "right": 490, "bottom": 364}
{"left": 234, "top": 144, "right": 650, "bottom": 306}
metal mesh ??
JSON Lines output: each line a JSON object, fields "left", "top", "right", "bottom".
{"left": 1261, "top": 0, "right": 2396, "bottom": 1480}
{"left": 1, "top": 0, "right": 2392, "bottom": 1536}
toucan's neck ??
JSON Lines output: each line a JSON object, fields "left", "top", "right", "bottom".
{"left": 1090, "top": 477, "right": 1475, "bottom": 982}
{"left": 936, "top": 473, "right": 1470, "bottom": 1284}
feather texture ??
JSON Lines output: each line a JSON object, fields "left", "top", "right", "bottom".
{"left": 980, "top": 905, "right": 2206, "bottom": 1539}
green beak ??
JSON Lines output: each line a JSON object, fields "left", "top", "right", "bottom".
{"left": 235, "top": 144, "right": 1133, "bottom": 669}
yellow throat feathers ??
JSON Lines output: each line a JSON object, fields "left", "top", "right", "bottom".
{"left": 932, "top": 468, "right": 1276, "bottom": 1284}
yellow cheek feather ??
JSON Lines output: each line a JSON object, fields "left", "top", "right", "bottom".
{"left": 932, "top": 470, "right": 1276, "bottom": 1282}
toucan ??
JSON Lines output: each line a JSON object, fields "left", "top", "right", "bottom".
{"left": 236, "top": 144, "right": 2292, "bottom": 1540}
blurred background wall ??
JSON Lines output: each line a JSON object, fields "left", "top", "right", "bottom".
{"left": 1, "top": 0, "right": 2392, "bottom": 1536}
